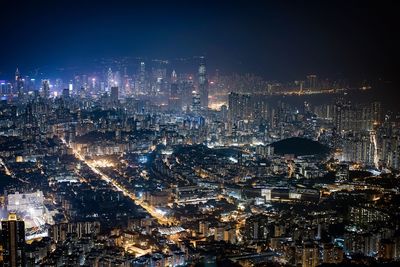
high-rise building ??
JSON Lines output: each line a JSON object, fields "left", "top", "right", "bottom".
{"left": 223, "top": 228, "right": 237, "bottom": 244}
{"left": 198, "top": 57, "right": 209, "bottom": 109}
{"left": 335, "top": 164, "right": 349, "bottom": 182}
{"left": 378, "top": 239, "right": 395, "bottom": 260}
{"left": 107, "top": 68, "right": 113, "bottom": 91}
{"left": 62, "top": 88, "right": 70, "bottom": 99}
{"left": 169, "top": 70, "right": 181, "bottom": 112}
{"left": 0, "top": 80, "right": 7, "bottom": 95}
{"left": 191, "top": 91, "right": 201, "bottom": 114}
{"left": 1, "top": 213, "right": 26, "bottom": 267}
{"left": 139, "top": 62, "right": 146, "bottom": 95}
{"left": 180, "top": 78, "right": 195, "bottom": 110}
{"left": 199, "top": 221, "right": 210, "bottom": 236}
{"left": 371, "top": 101, "right": 382, "bottom": 125}
{"left": 111, "top": 86, "right": 119, "bottom": 102}
{"left": 314, "top": 104, "right": 334, "bottom": 120}
{"left": 302, "top": 242, "right": 319, "bottom": 267}
{"left": 171, "top": 70, "right": 177, "bottom": 84}
{"left": 334, "top": 101, "right": 377, "bottom": 133}
{"left": 15, "top": 68, "right": 24, "bottom": 97}
{"left": 306, "top": 74, "right": 317, "bottom": 91}
{"left": 322, "top": 243, "right": 344, "bottom": 264}
{"left": 114, "top": 71, "right": 121, "bottom": 88}
{"left": 228, "top": 92, "right": 252, "bottom": 132}
{"left": 15, "top": 68, "right": 20, "bottom": 82}
{"left": 245, "top": 214, "right": 268, "bottom": 241}
{"left": 341, "top": 132, "right": 375, "bottom": 165}
{"left": 42, "top": 80, "right": 50, "bottom": 99}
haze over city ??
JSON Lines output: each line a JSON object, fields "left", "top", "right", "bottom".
{"left": 0, "top": 1, "right": 399, "bottom": 266}
{"left": 1, "top": 1, "right": 398, "bottom": 81}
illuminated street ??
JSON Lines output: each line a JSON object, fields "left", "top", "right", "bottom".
{"left": 0, "top": 1, "right": 399, "bottom": 266}
{"left": 68, "top": 141, "right": 175, "bottom": 226}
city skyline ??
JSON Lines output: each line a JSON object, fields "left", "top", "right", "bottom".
{"left": 1, "top": 0, "right": 398, "bottom": 82}
{"left": 0, "top": 1, "right": 399, "bottom": 266}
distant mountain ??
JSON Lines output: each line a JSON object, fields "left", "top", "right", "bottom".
{"left": 271, "top": 137, "right": 330, "bottom": 157}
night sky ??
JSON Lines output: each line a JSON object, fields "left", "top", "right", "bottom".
{"left": 1, "top": 0, "right": 398, "bottom": 81}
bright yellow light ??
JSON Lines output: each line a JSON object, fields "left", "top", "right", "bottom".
{"left": 209, "top": 101, "right": 227, "bottom": 110}
{"left": 90, "top": 159, "right": 115, "bottom": 168}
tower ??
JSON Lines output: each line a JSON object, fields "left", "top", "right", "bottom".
{"left": 42, "top": 80, "right": 50, "bottom": 99}
{"left": 1, "top": 213, "right": 26, "bottom": 267}
{"left": 198, "top": 57, "right": 209, "bottom": 109}
{"left": 107, "top": 68, "right": 113, "bottom": 91}
{"left": 191, "top": 91, "right": 201, "bottom": 114}
{"left": 169, "top": 70, "right": 181, "bottom": 112}
{"left": 228, "top": 92, "right": 251, "bottom": 133}
{"left": 306, "top": 74, "right": 317, "bottom": 91}
{"left": 15, "top": 68, "right": 24, "bottom": 97}
{"left": 139, "top": 62, "right": 146, "bottom": 94}
{"left": 171, "top": 69, "right": 177, "bottom": 84}
{"left": 111, "top": 86, "right": 119, "bottom": 102}
{"left": 62, "top": 88, "right": 70, "bottom": 99}
{"left": 302, "top": 242, "right": 319, "bottom": 267}
{"left": 245, "top": 214, "right": 269, "bottom": 242}
{"left": 15, "top": 68, "right": 20, "bottom": 82}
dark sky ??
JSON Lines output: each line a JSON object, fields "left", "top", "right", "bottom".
{"left": 0, "top": 0, "right": 398, "bottom": 81}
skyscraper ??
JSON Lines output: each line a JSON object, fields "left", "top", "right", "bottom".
{"left": 107, "top": 68, "right": 113, "bottom": 91}
{"left": 14, "top": 68, "right": 20, "bottom": 82}
{"left": 139, "top": 62, "right": 146, "bottom": 95}
{"left": 169, "top": 70, "right": 181, "bottom": 112}
{"left": 191, "top": 91, "right": 201, "bottom": 114}
{"left": 1, "top": 213, "right": 26, "bottom": 267}
{"left": 228, "top": 92, "right": 252, "bottom": 132}
{"left": 111, "top": 86, "right": 119, "bottom": 102}
{"left": 62, "top": 88, "right": 70, "bottom": 99}
{"left": 245, "top": 214, "right": 268, "bottom": 241}
{"left": 42, "top": 80, "right": 50, "bottom": 99}
{"left": 302, "top": 242, "right": 319, "bottom": 267}
{"left": 15, "top": 68, "right": 24, "bottom": 98}
{"left": 198, "top": 57, "right": 209, "bottom": 109}
{"left": 306, "top": 74, "right": 317, "bottom": 91}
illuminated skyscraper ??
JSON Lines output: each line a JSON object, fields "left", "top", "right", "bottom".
{"left": 107, "top": 68, "right": 113, "bottom": 91}
{"left": 15, "top": 68, "right": 24, "bottom": 97}
{"left": 1, "top": 213, "right": 26, "bottom": 267}
{"left": 139, "top": 62, "right": 146, "bottom": 95}
{"left": 302, "top": 242, "right": 319, "bottom": 267}
{"left": 198, "top": 57, "right": 209, "bottom": 109}
{"left": 0, "top": 80, "right": 7, "bottom": 95}
{"left": 14, "top": 68, "right": 20, "bottom": 82}
{"left": 169, "top": 70, "right": 181, "bottom": 112}
{"left": 42, "top": 80, "right": 50, "bottom": 99}
{"left": 191, "top": 91, "right": 201, "bottom": 114}
{"left": 228, "top": 92, "right": 252, "bottom": 130}
{"left": 171, "top": 70, "right": 177, "bottom": 84}
{"left": 322, "top": 244, "right": 344, "bottom": 264}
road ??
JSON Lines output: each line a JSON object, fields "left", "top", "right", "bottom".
{"left": 64, "top": 141, "right": 175, "bottom": 225}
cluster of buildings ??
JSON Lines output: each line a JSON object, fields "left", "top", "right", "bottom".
{"left": 0, "top": 60, "right": 399, "bottom": 266}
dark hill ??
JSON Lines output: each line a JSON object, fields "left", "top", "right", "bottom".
{"left": 271, "top": 137, "right": 330, "bottom": 156}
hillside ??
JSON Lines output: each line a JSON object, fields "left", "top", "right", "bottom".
{"left": 271, "top": 137, "right": 330, "bottom": 156}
